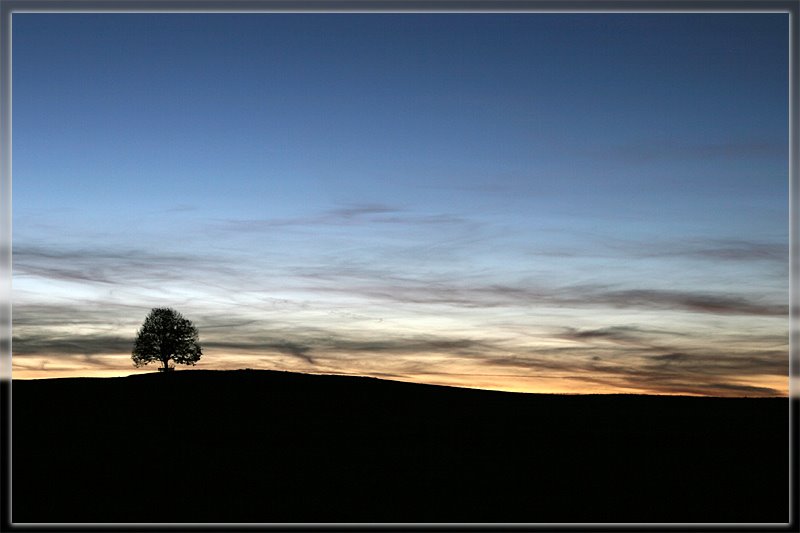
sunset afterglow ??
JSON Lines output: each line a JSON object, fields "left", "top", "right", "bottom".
{"left": 11, "top": 13, "right": 790, "bottom": 396}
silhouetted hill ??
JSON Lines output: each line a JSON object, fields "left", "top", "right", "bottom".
{"left": 11, "top": 370, "right": 791, "bottom": 524}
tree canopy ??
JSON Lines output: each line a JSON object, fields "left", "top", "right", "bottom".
{"left": 132, "top": 307, "right": 202, "bottom": 371}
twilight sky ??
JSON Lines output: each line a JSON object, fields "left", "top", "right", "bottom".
{"left": 11, "top": 13, "right": 790, "bottom": 396}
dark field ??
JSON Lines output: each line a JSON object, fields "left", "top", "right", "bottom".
{"left": 10, "top": 370, "right": 792, "bottom": 524}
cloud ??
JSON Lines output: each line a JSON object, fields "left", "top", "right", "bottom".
{"left": 269, "top": 341, "right": 315, "bottom": 365}
{"left": 323, "top": 336, "right": 488, "bottom": 357}
{"left": 13, "top": 245, "right": 237, "bottom": 287}
{"left": 650, "top": 352, "right": 689, "bottom": 363}
{"left": 609, "top": 238, "right": 788, "bottom": 263}
{"left": 13, "top": 302, "right": 490, "bottom": 365}
{"left": 12, "top": 354, "right": 116, "bottom": 373}
{"left": 204, "top": 339, "right": 316, "bottom": 366}
{"left": 527, "top": 232, "right": 789, "bottom": 267}
{"left": 202, "top": 333, "right": 488, "bottom": 362}
{"left": 217, "top": 203, "right": 401, "bottom": 231}
{"left": 12, "top": 334, "right": 133, "bottom": 356}
{"left": 692, "top": 382, "right": 783, "bottom": 395}
{"left": 11, "top": 304, "right": 787, "bottom": 397}
{"left": 164, "top": 204, "right": 198, "bottom": 213}
{"left": 451, "top": 320, "right": 788, "bottom": 391}
{"left": 598, "top": 139, "right": 786, "bottom": 163}
{"left": 327, "top": 204, "right": 400, "bottom": 219}
{"left": 478, "top": 349, "right": 786, "bottom": 397}
{"left": 594, "top": 289, "right": 785, "bottom": 316}
{"left": 11, "top": 233, "right": 788, "bottom": 396}
{"left": 556, "top": 326, "right": 666, "bottom": 345}
{"left": 574, "top": 372, "right": 784, "bottom": 397}
{"left": 676, "top": 240, "right": 787, "bottom": 262}
{"left": 313, "top": 279, "right": 785, "bottom": 316}
{"left": 643, "top": 350, "right": 788, "bottom": 376}
{"left": 12, "top": 302, "right": 147, "bottom": 328}
{"left": 211, "top": 203, "right": 470, "bottom": 235}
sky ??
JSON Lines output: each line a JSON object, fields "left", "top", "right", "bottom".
{"left": 11, "top": 12, "right": 790, "bottom": 396}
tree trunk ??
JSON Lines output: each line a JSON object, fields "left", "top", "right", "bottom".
{"left": 161, "top": 356, "right": 170, "bottom": 372}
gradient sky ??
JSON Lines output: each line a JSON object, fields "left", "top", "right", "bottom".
{"left": 11, "top": 13, "right": 790, "bottom": 396}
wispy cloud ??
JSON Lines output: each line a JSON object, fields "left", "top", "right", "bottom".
{"left": 204, "top": 339, "right": 316, "bottom": 365}
{"left": 592, "top": 288, "right": 785, "bottom": 316}
{"left": 313, "top": 280, "right": 786, "bottom": 316}
{"left": 211, "top": 203, "right": 468, "bottom": 234}
{"left": 327, "top": 204, "right": 400, "bottom": 219}
{"left": 596, "top": 139, "right": 786, "bottom": 163}
{"left": 524, "top": 232, "right": 789, "bottom": 267}
{"left": 11, "top": 230, "right": 788, "bottom": 396}
{"left": 556, "top": 325, "right": 665, "bottom": 344}
{"left": 12, "top": 307, "right": 787, "bottom": 396}
{"left": 164, "top": 204, "right": 199, "bottom": 213}
{"left": 12, "top": 334, "right": 133, "bottom": 356}
{"left": 460, "top": 346, "right": 787, "bottom": 396}
{"left": 13, "top": 245, "right": 238, "bottom": 286}
{"left": 609, "top": 238, "right": 788, "bottom": 263}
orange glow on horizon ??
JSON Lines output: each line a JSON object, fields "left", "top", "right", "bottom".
{"left": 11, "top": 352, "right": 789, "bottom": 397}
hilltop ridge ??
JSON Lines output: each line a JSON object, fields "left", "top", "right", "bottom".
{"left": 12, "top": 369, "right": 789, "bottom": 523}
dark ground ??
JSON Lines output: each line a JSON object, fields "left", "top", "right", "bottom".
{"left": 8, "top": 369, "right": 793, "bottom": 524}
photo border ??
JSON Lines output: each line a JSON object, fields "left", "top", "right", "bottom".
{"left": 0, "top": 1, "right": 797, "bottom": 530}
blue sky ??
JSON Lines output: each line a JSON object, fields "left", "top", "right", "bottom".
{"left": 11, "top": 13, "right": 790, "bottom": 395}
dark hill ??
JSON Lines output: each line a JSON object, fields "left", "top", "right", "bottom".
{"left": 11, "top": 370, "right": 790, "bottom": 524}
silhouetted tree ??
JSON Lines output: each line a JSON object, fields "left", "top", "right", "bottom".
{"left": 132, "top": 308, "right": 202, "bottom": 372}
